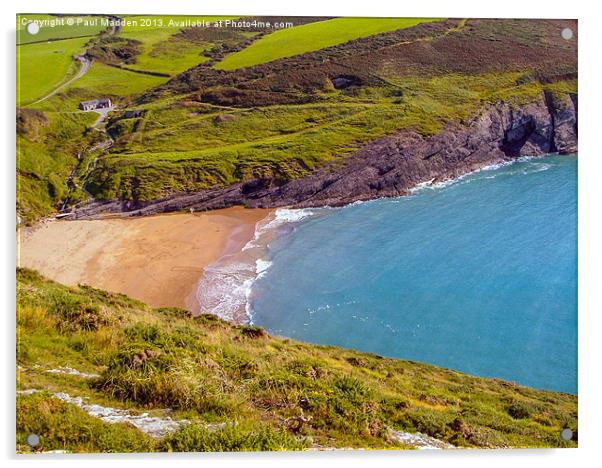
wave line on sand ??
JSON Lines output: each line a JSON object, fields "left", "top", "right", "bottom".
{"left": 195, "top": 208, "right": 318, "bottom": 323}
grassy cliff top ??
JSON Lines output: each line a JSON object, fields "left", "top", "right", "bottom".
{"left": 16, "top": 268, "right": 577, "bottom": 452}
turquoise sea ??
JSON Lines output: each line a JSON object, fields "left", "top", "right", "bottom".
{"left": 247, "top": 155, "right": 577, "bottom": 394}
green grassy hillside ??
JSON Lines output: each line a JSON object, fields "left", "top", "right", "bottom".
{"left": 82, "top": 19, "right": 578, "bottom": 207}
{"left": 215, "top": 17, "right": 442, "bottom": 70}
{"left": 17, "top": 268, "right": 577, "bottom": 452}
{"left": 88, "top": 73, "right": 576, "bottom": 203}
{"left": 16, "top": 14, "right": 112, "bottom": 106}
{"left": 60, "top": 62, "right": 167, "bottom": 103}
{"left": 16, "top": 18, "right": 577, "bottom": 224}
{"left": 17, "top": 37, "right": 90, "bottom": 106}
{"left": 17, "top": 109, "right": 97, "bottom": 223}
{"left": 117, "top": 16, "right": 237, "bottom": 76}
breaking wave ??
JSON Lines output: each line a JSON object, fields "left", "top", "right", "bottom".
{"left": 409, "top": 156, "right": 552, "bottom": 194}
{"left": 196, "top": 208, "right": 319, "bottom": 323}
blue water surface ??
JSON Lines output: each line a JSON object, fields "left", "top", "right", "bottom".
{"left": 251, "top": 155, "right": 577, "bottom": 394}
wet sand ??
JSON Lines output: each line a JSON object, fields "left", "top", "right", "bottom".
{"left": 18, "top": 207, "right": 269, "bottom": 311}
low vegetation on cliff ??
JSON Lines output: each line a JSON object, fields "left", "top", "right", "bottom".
{"left": 17, "top": 268, "right": 577, "bottom": 452}
{"left": 214, "top": 17, "right": 441, "bottom": 70}
{"left": 16, "top": 109, "right": 97, "bottom": 224}
{"left": 88, "top": 73, "right": 576, "bottom": 204}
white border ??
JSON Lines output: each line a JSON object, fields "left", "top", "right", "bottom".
{"left": 3, "top": 1, "right": 601, "bottom": 467}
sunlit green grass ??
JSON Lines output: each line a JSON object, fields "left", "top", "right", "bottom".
{"left": 17, "top": 15, "right": 234, "bottom": 109}
{"left": 74, "top": 62, "right": 168, "bottom": 96}
{"left": 17, "top": 37, "right": 89, "bottom": 106}
{"left": 215, "top": 17, "right": 442, "bottom": 70}
{"left": 17, "top": 392, "right": 155, "bottom": 453}
{"left": 117, "top": 103, "right": 369, "bottom": 154}
{"left": 125, "top": 41, "right": 210, "bottom": 76}
{"left": 118, "top": 16, "right": 236, "bottom": 75}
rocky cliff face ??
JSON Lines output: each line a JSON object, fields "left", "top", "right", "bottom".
{"left": 72, "top": 91, "right": 577, "bottom": 219}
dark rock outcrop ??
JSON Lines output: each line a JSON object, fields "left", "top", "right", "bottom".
{"left": 330, "top": 75, "right": 361, "bottom": 90}
{"left": 70, "top": 91, "right": 577, "bottom": 219}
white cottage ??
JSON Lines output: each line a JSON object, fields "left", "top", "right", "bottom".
{"left": 78, "top": 98, "right": 112, "bottom": 111}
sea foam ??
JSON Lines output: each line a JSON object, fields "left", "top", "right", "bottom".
{"left": 196, "top": 207, "right": 319, "bottom": 323}
{"left": 409, "top": 156, "right": 551, "bottom": 194}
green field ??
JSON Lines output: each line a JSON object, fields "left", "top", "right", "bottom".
{"left": 17, "top": 37, "right": 90, "bottom": 106}
{"left": 18, "top": 15, "right": 235, "bottom": 108}
{"left": 118, "top": 16, "right": 236, "bottom": 76}
{"left": 17, "top": 14, "right": 108, "bottom": 45}
{"left": 123, "top": 40, "right": 211, "bottom": 76}
{"left": 215, "top": 17, "right": 442, "bottom": 70}
{"left": 70, "top": 62, "right": 167, "bottom": 98}
{"left": 16, "top": 268, "right": 577, "bottom": 452}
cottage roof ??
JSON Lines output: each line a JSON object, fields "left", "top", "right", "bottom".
{"left": 79, "top": 98, "right": 111, "bottom": 106}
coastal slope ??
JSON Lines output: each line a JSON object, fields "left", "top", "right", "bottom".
{"left": 17, "top": 268, "right": 577, "bottom": 452}
{"left": 17, "top": 18, "right": 577, "bottom": 223}
{"left": 71, "top": 90, "right": 577, "bottom": 217}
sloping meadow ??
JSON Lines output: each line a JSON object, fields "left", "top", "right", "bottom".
{"left": 17, "top": 268, "right": 577, "bottom": 452}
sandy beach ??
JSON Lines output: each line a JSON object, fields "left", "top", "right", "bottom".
{"left": 17, "top": 207, "right": 269, "bottom": 312}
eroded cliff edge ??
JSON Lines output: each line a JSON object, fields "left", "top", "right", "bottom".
{"left": 71, "top": 91, "right": 577, "bottom": 219}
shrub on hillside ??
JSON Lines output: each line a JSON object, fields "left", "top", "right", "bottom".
{"left": 161, "top": 423, "right": 307, "bottom": 452}
{"left": 17, "top": 393, "right": 154, "bottom": 453}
